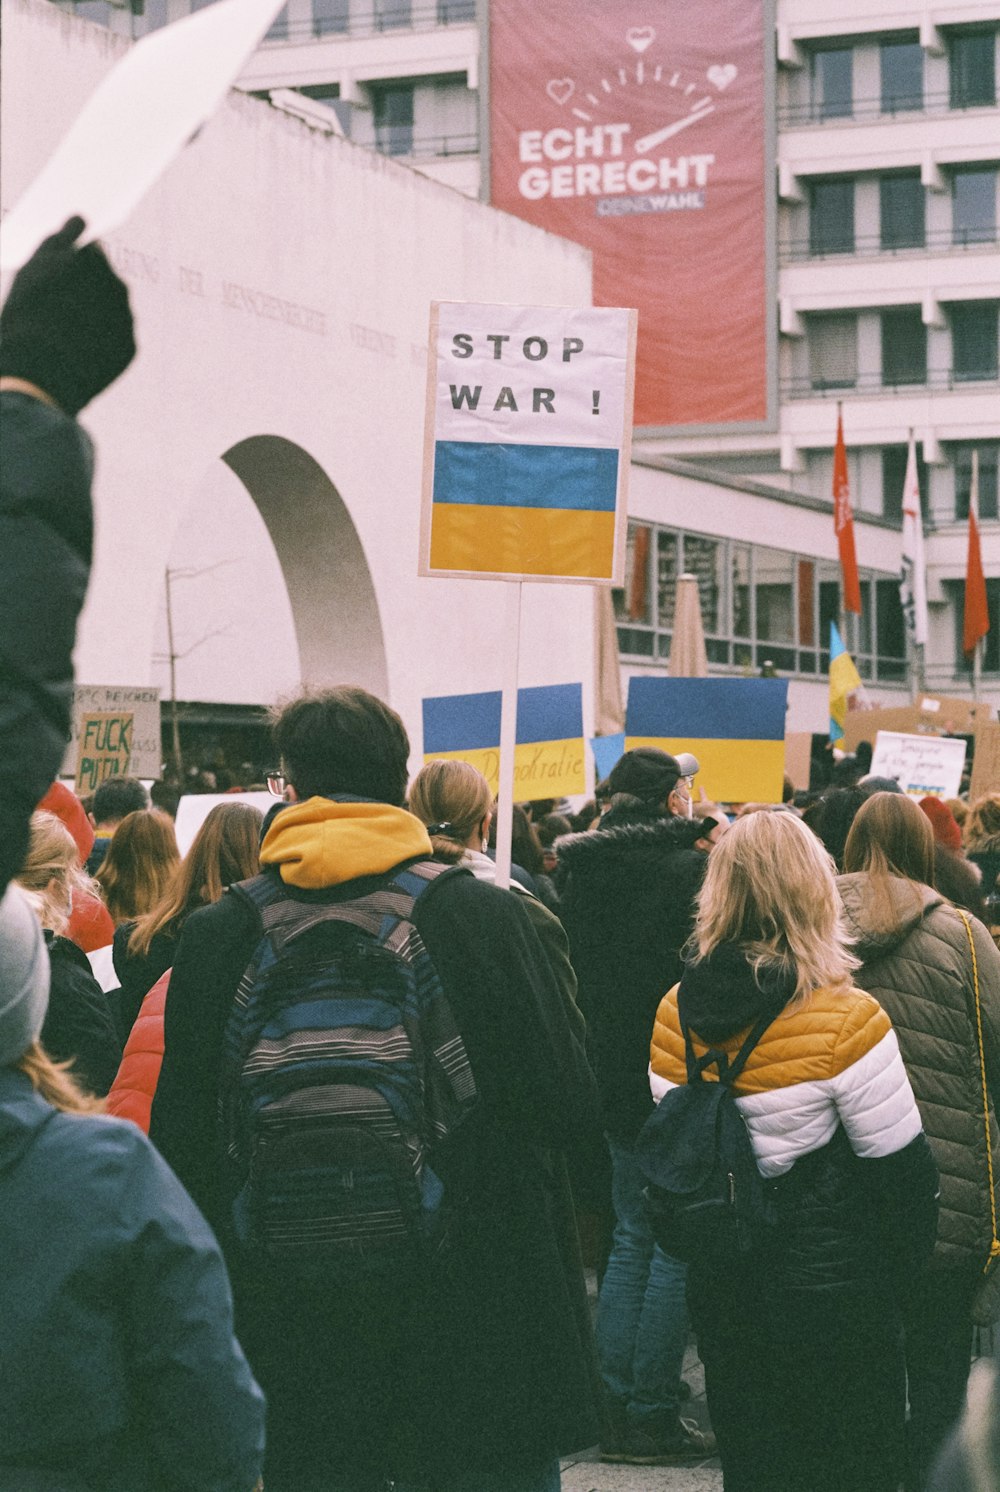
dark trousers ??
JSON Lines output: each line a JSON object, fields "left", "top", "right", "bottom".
{"left": 689, "top": 1272, "right": 905, "bottom": 1492}
{"left": 902, "top": 1266, "right": 979, "bottom": 1492}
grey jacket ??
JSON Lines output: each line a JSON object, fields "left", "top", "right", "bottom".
{"left": 839, "top": 873, "right": 1000, "bottom": 1269}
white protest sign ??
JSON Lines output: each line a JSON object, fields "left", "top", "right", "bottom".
{"left": 0, "top": 0, "right": 288, "bottom": 271}
{"left": 419, "top": 301, "right": 636, "bottom": 585}
{"left": 174, "top": 791, "right": 273, "bottom": 857}
{"left": 870, "top": 731, "right": 968, "bottom": 800}
{"left": 62, "top": 686, "right": 162, "bottom": 781}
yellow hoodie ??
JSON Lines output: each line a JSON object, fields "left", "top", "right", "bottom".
{"left": 260, "top": 797, "right": 433, "bottom": 890}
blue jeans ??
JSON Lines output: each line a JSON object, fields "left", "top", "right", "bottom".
{"left": 393, "top": 1458, "right": 561, "bottom": 1492}
{"left": 595, "top": 1138, "right": 689, "bottom": 1426}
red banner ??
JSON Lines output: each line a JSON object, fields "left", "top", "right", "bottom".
{"left": 488, "top": 1, "right": 771, "bottom": 431}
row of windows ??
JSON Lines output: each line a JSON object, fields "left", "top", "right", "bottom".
{"left": 793, "top": 166, "right": 997, "bottom": 260}
{"left": 792, "top": 28, "right": 997, "bottom": 123}
{"left": 264, "top": 0, "right": 474, "bottom": 43}
{"left": 799, "top": 303, "right": 1000, "bottom": 395}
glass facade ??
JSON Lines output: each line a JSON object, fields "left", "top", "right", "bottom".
{"left": 373, "top": 83, "right": 414, "bottom": 154}
{"left": 951, "top": 301, "right": 1000, "bottom": 381}
{"left": 881, "top": 306, "right": 927, "bottom": 385}
{"left": 953, "top": 168, "right": 997, "bottom": 245}
{"left": 809, "top": 178, "right": 855, "bottom": 255}
{"left": 880, "top": 172, "right": 925, "bottom": 249}
{"left": 811, "top": 47, "right": 853, "bottom": 119}
{"left": 880, "top": 39, "right": 923, "bottom": 113}
{"left": 950, "top": 29, "right": 997, "bottom": 109}
{"left": 614, "top": 523, "right": 907, "bottom": 683}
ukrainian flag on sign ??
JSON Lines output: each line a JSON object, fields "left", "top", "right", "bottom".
{"left": 625, "top": 678, "right": 788, "bottom": 804}
{"left": 430, "top": 442, "right": 618, "bottom": 580}
{"left": 422, "top": 683, "right": 585, "bottom": 800}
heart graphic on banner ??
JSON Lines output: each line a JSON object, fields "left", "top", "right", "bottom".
{"left": 626, "top": 26, "right": 655, "bottom": 53}
{"left": 707, "top": 63, "right": 738, "bottom": 90}
{"left": 546, "top": 77, "right": 575, "bottom": 105}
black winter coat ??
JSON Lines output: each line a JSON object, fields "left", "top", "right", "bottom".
{"left": 150, "top": 864, "right": 603, "bottom": 1478}
{"left": 556, "top": 805, "right": 707, "bottom": 1143}
{"left": 112, "top": 922, "right": 177, "bottom": 1042}
{"left": 0, "top": 392, "right": 93, "bottom": 894}
{"left": 41, "top": 933, "right": 122, "bottom": 1097}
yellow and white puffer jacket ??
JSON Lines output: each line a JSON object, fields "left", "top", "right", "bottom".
{"left": 648, "top": 948, "right": 939, "bottom": 1296}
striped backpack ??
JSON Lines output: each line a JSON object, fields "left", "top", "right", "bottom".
{"left": 221, "top": 861, "right": 477, "bottom": 1278}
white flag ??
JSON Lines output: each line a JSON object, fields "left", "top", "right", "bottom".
{"left": 899, "top": 432, "right": 928, "bottom": 646}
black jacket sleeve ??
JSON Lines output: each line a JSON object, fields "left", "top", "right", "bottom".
{"left": 41, "top": 937, "right": 122, "bottom": 1097}
{"left": 0, "top": 392, "right": 93, "bottom": 892}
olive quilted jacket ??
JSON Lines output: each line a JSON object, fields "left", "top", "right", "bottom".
{"left": 839, "top": 874, "right": 1000, "bottom": 1268}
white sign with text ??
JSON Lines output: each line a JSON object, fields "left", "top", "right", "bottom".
{"left": 870, "top": 731, "right": 968, "bottom": 800}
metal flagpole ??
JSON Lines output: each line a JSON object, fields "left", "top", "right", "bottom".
{"left": 494, "top": 580, "right": 523, "bottom": 891}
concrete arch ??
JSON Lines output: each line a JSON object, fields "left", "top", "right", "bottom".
{"left": 222, "top": 435, "right": 388, "bottom": 698}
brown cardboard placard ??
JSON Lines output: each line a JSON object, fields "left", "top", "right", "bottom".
{"left": 970, "top": 723, "right": 1000, "bottom": 803}
{"left": 784, "top": 732, "right": 813, "bottom": 792}
{"left": 74, "top": 711, "right": 133, "bottom": 794}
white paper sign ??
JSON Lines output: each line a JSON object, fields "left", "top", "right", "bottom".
{"left": 870, "top": 731, "right": 968, "bottom": 800}
{"left": 174, "top": 791, "right": 273, "bottom": 857}
{"left": 0, "top": 0, "right": 288, "bottom": 271}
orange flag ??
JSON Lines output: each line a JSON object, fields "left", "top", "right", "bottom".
{"left": 964, "top": 452, "right": 990, "bottom": 656}
{"left": 834, "top": 406, "right": 862, "bottom": 614}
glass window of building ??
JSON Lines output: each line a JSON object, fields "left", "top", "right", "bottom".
{"left": 881, "top": 306, "right": 927, "bottom": 386}
{"left": 809, "top": 178, "right": 855, "bottom": 255}
{"left": 953, "top": 168, "right": 997, "bottom": 245}
{"left": 656, "top": 530, "right": 680, "bottom": 656}
{"left": 754, "top": 547, "right": 796, "bottom": 673}
{"left": 880, "top": 39, "right": 924, "bottom": 113}
{"left": 947, "top": 579, "right": 1000, "bottom": 673}
{"left": 313, "top": 0, "right": 349, "bottom": 35}
{"left": 811, "top": 47, "right": 853, "bottom": 119}
{"left": 373, "top": 84, "right": 414, "bottom": 154}
{"left": 437, "top": 0, "right": 477, "bottom": 18}
{"left": 955, "top": 443, "right": 1000, "bottom": 520}
{"left": 951, "top": 301, "right": 1000, "bottom": 382}
{"left": 874, "top": 581, "right": 907, "bottom": 681}
{"left": 809, "top": 314, "right": 858, "bottom": 391}
{"left": 682, "top": 535, "right": 726, "bottom": 662}
{"left": 880, "top": 172, "right": 925, "bottom": 250}
{"left": 949, "top": 29, "right": 997, "bottom": 108}
{"left": 375, "top": 0, "right": 412, "bottom": 29}
{"left": 881, "top": 443, "right": 929, "bottom": 520}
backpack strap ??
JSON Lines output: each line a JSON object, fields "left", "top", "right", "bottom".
{"left": 682, "top": 1007, "right": 777, "bottom": 1088}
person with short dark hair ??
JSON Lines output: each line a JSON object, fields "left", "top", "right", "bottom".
{"left": 150, "top": 686, "right": 602, "bottom": 1492}
{"left": 85, "top": 777, "right": 151, "bottom": 875}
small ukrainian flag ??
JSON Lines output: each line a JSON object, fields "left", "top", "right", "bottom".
{"left": 829, "top": 623, "right": 862, "bottom": 746}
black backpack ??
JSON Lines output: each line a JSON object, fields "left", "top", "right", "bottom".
{"left": 636, "top": 1010, "right": 777, "bottom": 1265}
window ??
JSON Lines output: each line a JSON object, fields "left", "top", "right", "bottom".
{"left": 880, "top": 39, "right": 923, "bottom": 113}
{"left": 810, "top": 178, "right": 855, "bottom": 255}
{"left": 881, "top": 307, "right": 927, "bottom": 386}
{"left": 682, "top": 535, "right": 725, "bottom": 660}
{"left": 312, "top": 0, "right": 348, "bottom": 35}
{"left": 373, "top": 85, "right": 414, "bottom": 155}
{"left": 955, "top": 444, "right": 1000, "bottom": 520}
{"left": 948, "top": 578, "right": 1000, "bottom": 673}
{"left": 874, "top": 580, "right": 907, "bottom": 680}
{"left": 755, "top": 547, "right": 796, "bottom": 672}
{"left": 811, "top": 47, "right": 853, "bottom": 119}
{"left": 950, "top": 29, "right": 997, "bottom": 108}
{"left": 953, "top": 168, "right": 997, "bottom": 245}
{"left": 880, "top": 173, "right": 925, "bottom": 250}
{"left": 437, "top": 0, "right": 476, "bottom": 18}
{"left": 657, "top": 529, "right": 680, "bottom": 651}
{"left": 882, "top": 444, "right": 929, "bottom": 521}
{"left": 375, "top": 0, "right": 411, "bottom": 29}
{"left": 809, "top": 315, "right": 858, "bottom": 391}
{"left": 951, "top": 301, "right": 1000, "bottom": 382}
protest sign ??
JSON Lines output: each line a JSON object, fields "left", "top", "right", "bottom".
{"left": 419, "top": 301, "right": 636, "bottom": 584}
{"left": 625, "top": 677, "right": 788, "bottom": 803}
{"left": 970, "top": 724, "right": 1000, "bottom": 803}
{"left": 75, "top": 712, "right": 133, "bottom": 794}
{"left": 63, "top": 686, "right": 161, "bottom": 781}
{"left": 784, "top": 732, "right": 813, "bottom": 793}
{"left": 0, "top": 0, "right": 288, "bottom": 270}
{"left": 591, "top": 732, "right": 626, "bottom": 783}
{"left": 423, "top": 683, "right": 585, "bottom": 800}
{"left": 174, "top": 791, "right": 273, "bottom": 857}
{"left": 870, "top": 731, "right": 967, "bottom": 800}
{"left": 842, "top": 694, "right": 992, "bottom": 752}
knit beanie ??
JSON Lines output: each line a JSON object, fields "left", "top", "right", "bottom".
{"left": 919, "top": 796, "right": 963, "bottom": 854}
{"left": 606, "top": 747, "right": 699, "bottom": 805}
{"left": 0, "top": 884, "right": 50, "bottom": 1067}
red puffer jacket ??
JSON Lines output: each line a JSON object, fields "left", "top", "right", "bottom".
{"left": 105, "top": 970, "right": 170, "bottom": 1133}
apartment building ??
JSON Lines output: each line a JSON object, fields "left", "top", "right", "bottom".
{"left": 52, "top": 0, "right": 1000, "bottom": 710}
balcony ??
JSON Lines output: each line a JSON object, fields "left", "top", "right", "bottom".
{"left": 777, "top": 88, "right": 997, "bottom": 128}
{"left": 375, "top": 127, "right": 478, "bottom": 158}
{"left": 260, "top": 0, "right": 475, "bottom": 46}
{"left": 781, "top": 225, "right": 999, "bottom": 264}
{"left": 783, "top": 368, "right": 1000, "bottom": 400}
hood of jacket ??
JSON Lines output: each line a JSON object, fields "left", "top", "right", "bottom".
{"left": 260, "top": 796, "right": 433, "bottom": 890}
{"left": 0, "top": 1066, "right": 54, "bottom": 1178}
{"left": 556, "top": 806, "right": 705, "bottom": 888}
{"left": 838, "top": 873, "right": 942, "bottom": 962}
{"left": 676, "top": 943, "right": 797, "bottom": 1045}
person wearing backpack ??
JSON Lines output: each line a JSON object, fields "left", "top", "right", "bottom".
{"left": 149, "top": 686, "right": 602, "bottom": 1492}
{"left": 647, "top": 810, "right": 939, "bottom": 1492}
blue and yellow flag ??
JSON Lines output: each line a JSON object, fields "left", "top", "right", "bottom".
{"left": 829, "top": 622, "right": 862, "bottom": 746}
{"left": 422, "top": 683, "right": 585, "bottom": 801}
{"left": 625, "top": 677, "right": 789, "bottom": 803}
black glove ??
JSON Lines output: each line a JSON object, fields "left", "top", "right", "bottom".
{"left": 0, "top": 216, "right": 136, "bottom": 416}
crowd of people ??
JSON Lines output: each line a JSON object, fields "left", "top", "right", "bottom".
{"left": 2, "top": 224, "right": 999, "bottom": 1492}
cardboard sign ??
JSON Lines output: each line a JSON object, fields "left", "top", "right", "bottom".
{"left": 423, "top": 683, "right": 586, "bottom": 800}
{"left": 869, "top": 731, "right": 968, "bottom": 800}
{"left": 842, "top": 695, "right": 992, "bottom": 752}
{"left": 970, "top": 724, "right": 1000, "bottom": 804}
{"left": 62, "top": 686, "right": 161, "bottom": 781}
{"left": 625, "top": 677, "right": 788, "bottom": 803}
{"left": 784, "top": 732, "right": 814, "bottom": 793}
{"left": 419, "top": 301, "right": 636, "bottom": 584}
{"left": 75, "top": 712, "right": 133, "bottom": 794}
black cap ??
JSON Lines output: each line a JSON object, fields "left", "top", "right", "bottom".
{"left": 607, "top": 748, "right": 684, "bottom": 805}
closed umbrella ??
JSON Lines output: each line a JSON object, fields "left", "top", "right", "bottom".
{"left": 669, "top": 573, "right": 708, "bottom": 677}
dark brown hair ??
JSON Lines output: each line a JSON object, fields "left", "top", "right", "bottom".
{"left": 843, "top": 792, "right": 936, "bottom": 931}
{"left": 273, "top": 687, "right": 410, "bottom": 806}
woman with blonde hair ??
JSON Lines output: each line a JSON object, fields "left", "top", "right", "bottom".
{"left": 113, "top": 802, "right": 262, "bottom": 1039}
{"left": 0, "top": 880, "right": 266, "bottom": 1490}
{"left": 16, "top": 810, "right": 121, "bottom": 1096}
{"left": 648, "top": 810, "right": 938, "bottom": 1492}
{"left": 840, "top": 791, "right": 1000, "bottom": 1491}
{"left": 95, "top": 808, "right": 179, "bottom": 926}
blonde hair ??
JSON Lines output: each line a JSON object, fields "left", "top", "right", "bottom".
{"left": 966, "top": 792, "right": 1000, "bottom": 850}
{"left": 409, "top": 760, "right": 493, "bottom": 864}
{"left": 692, "top": 810, "right": 858, "bottom": 1003}
{"left": 17, "top": 811, "right": 98, "bottom": 935}
{"left": 129, "top": 802, "right": 261, "bottom": 957}
{"left": 96, "top": 809, "right": 179, "bottom": 925}
{"left": 17, "top": 1040, "right": 104, "bottom": 1114}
